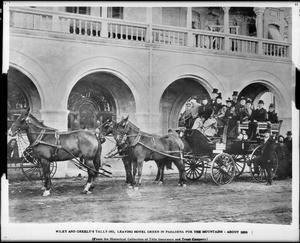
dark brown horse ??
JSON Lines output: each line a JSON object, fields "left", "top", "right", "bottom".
{"left": 8, "top": 108, "right": 102, "bottom": 196}
{"left": 111, "top": 116, "right": 187, "bottom": 188}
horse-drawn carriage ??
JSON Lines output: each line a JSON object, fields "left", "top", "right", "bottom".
{"left": 181, "top": 120, "right": 282, "bottom": 185}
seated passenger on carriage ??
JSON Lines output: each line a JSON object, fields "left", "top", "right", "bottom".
{"left": 248, "top": 100, "right": 268, "bottom": 139}
{"left": 183, "top": 97, "right": 201, "bottom": 129}
{"left": 210, "top": 88, "right": 219, "bottom": 107}
{"left": 178, "top": 101, "right": 192, "bottom": 127}
{"left": 237, "top": 129, "right": 248, "bottom": 140}
{"left": 192, "top": 97, "right": 213, "bottom": 130}
{"left": 235, "top": 96, "right": 246, "bottom": 117}
{"left": 238, "top": 98, "right": 253, "bottom": 122}
{"left": 231, "top": 91, "right": 239, "bottom": 107}
{"left": 223, "top": 99, "right": 239, "bottom": 138}
{"left": 267, "top": 103, "right": 279, "bottom": 123}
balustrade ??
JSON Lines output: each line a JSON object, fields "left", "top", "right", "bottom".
{"left": 9, "top": 7, "right": 291, "bottom": 60}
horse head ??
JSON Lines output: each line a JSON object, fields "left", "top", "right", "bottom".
{"left": 113, "top": 116, "right": 131, "bottom": 145}
{"left": 8, "top": 108, "right": 30, "bottom": 136}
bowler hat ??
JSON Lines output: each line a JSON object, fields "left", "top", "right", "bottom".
{"left": 286, "top": 131, "right": 292, "bottom": 135}
{"left": 212, "top": 88, "right": 218, "bottom": 94}
{"left": 216, "top": 95, "right": 222, "bottom": 99}
{"left": 226, "top": 98, "right": 232, "bottom": 103}
{"left": 240, "top": 96, "right": 245, "bottom": 101}
{"left": 232, "top": 91, "right": 238, "bottom": 96}
{"left": 258, "top": 100, "right": 264, "bottom": 105}
{"left": 269, "top": 103, "right": 275, "bottom": 108}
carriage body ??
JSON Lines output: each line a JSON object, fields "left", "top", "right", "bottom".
{"left": 182, "top": 119, "right": 282, "bottom": 185}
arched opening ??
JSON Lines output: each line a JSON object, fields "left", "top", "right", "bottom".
{"left": 239, "top": 83, "right": 276, "bottom": 109}
{"left": 7, "top": 67, "right": 42, "bottom": 129}
{"left": 67, "top": 72, "right": 135, "bottom": 130}
{"left": 160, "top": 77, "right": 210, "bottom": 134}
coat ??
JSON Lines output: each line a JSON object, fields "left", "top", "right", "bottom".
{"left": 261, "top": 137, "right": 276, "bottom": 163}
{"left": 198, "top": 104, "right": 213, "bottom": 120}
{"left": 251, "top": 107, "right": 267, "bottom": 122}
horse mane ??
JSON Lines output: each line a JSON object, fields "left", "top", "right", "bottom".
{"left": 127, "top": 121, "right": 153, "bottom": 137}
{"left": 29, "top": 113, "right": 57, "bottom": 131}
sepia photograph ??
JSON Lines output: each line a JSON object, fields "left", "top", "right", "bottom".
{"left": 2, "top": 1, "right": 299, "bottom": 241}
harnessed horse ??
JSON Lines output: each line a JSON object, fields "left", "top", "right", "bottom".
{"left": 110, "top": 117, "right": 187, "bottom": 188}
{"left": 8, "top": 108, "right": 103, "bottom": 196}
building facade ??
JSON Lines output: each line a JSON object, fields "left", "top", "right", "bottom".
{"left": 7, "top": 5, "right": 294, "bottom": 176}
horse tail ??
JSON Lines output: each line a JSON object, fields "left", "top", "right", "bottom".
{"left": 93, "top": 140, "right": 102, "bottom": 170}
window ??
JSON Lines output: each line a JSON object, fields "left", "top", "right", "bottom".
{"left": 107, "top": 7, "right": 123, "bottom": 19}
{"left": 66, "top": 7, "right": 90, "bottom": 15}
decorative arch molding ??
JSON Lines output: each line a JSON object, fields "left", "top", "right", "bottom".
{"left": 238, "top": 70, "right": 290, "bottom": 108}
{"left": 152, "top": 64, "right": 223, "bottom": 112}
{"left": 9, "top": 49, "right": 55, "bottom": 107}
{"left": 57, "top": 56, "right": 147, "bottom": 112}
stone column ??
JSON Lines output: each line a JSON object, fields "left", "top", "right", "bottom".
{"left": 187, "top": 7, "right": 193, "bottom": 47}
{"left": 101, "top": 7, "right": 108, "bottom": 38}
{"left": 146, "top": 7, "right": 153, "bottom": 43}
{"left": 223, "top": 7, "right": 230, "bottom": 51}
{"left": 51, "top": 7, "right": 60, "bottom": 31}
{"left": 285, "top": 11, "right": 292, "bottom": 58}
{"left": 254, "top": 7, "right": 265, "bottom": 54}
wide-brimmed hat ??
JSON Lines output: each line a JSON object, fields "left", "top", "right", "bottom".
{"left": 212, "top": 88, "right": 218, "bottom": 94}
{"left": 232, "top": 91, "right": 238, "bottom": 96}
{"left": 258, "top": 100, "right": 264, "bottom": 105}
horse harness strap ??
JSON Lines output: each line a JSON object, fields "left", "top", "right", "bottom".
{"left": 31, "top": 129, "right": 46, "bottom": 147}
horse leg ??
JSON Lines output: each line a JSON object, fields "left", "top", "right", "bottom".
{"left": 123, "top": 158, "right": 133, "bottom": 188}
{"left": 155, "top": 161, "right": 161, "bottom": 182}
{"left": 132, "top": 161, "right": 137, "bottom": 187}
{"left": 135, "top": 159, "right": 144, "bottom": 189}
{"left": 40, "top": 158, "right": 52, "bottom": 196}
{"left": 174, "top": 159, "right": 187, "bottom": 187}
{"left": 83, "top": 159, "right": 96, "bottom": 194}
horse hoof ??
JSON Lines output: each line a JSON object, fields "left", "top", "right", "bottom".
{"left": 86, "top": 191, "right": 92, "bottom": 195}
{"left": 134, "top": 187, "right": 139, "bottom": 190}
{"left": 41, "top": 186, "right": 46, "bottom": 191}
{"left": 178, "top": 183, "right": 181, "bottom": 186}
{"left": 157, "top": 181, "right": 163, "bottom": 185}
{"left": 43, "top": 190, "right": 50, "bottom": 197}
{"left": 182, "top": 184, "right": 187, "bottom": 187}
{"left": 127, "top": 185, "right": 133, "bottom": 189}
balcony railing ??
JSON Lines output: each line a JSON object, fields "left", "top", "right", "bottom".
{"left": 9, "top": 7, "right": 291, "bottom": 60}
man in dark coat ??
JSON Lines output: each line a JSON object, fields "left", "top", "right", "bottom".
{"left": 198, "top": 97, "right": 213, "bottom": 121}
{"left": 267, "top": 103, "right": 279, "bottom": 123}
{"left": 247, "top": 129, "right": 276, "bottom": 185}
{"left": 284, "top": 131, "right": 292, "bottom": 178}
{"left": 231, "top": 91, "right": 239, "bottom": 107}
{"left": 210, "top": 88, "right": 219, "bottom": 108}
{"left": 248, "top": 99, "right": 267, "bottom": 140}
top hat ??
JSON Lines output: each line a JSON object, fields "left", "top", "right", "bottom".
{"left": 232, "top": 91, "right": 239, "bottom": 96}
{"left": 269, "top": 103, "right": 275, "bottom": 108}
{"left": 258, "top": 100, "right": 264, "bottom": 105}
{"left": 216, "top": 94, "right": 222, "bottom": 99}
{"left": 286, "top": 131, "right": 292, "bottom": 135}
{"left": 212, "top": 88, "right": 218, "bottom": 94}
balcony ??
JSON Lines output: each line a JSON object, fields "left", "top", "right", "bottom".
{"left": 9, "top": 7, "right": 291, "bottom": 60}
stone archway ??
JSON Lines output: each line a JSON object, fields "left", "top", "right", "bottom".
{"left": 7, "top": 67, "right": 42, "bottom": 129}
{"left": 67, "top": 72, "right": 135, "bottom": 130}
{"left": 159, "top": 77, "right": 210, "bottom": 135}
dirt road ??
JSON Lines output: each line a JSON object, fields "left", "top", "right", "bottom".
{"left": 6, "top": 174, "right": 292, "bottom": 224}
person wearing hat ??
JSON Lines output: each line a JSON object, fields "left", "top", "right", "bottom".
{"left": 231, "top": 91, "right": 239, "bottom": 107}
{"left": 248, "top": 99, "right": 267, "bottom": 140}
{"left": 224, "top": 98, "right": 239, "bottom": 138}
{"left": 192, "top": 97, "right": 213, "bottom": 130}
{"left": 247, "top": 128, "right": 276, "bottom": 185}
{"left": 284, "top": 131, "right": 292, "bottom": 178}
{"left": 212, "top": 93, "right": 223, "bottom": 116}
{"left": 210, "top": 88, "right": 219, "bottom": 107}
{"left": 235, "top": 96, "right": 246, "bottom": 122}
{"left": 267, "top": 103, "right": 279, "bottom": 123}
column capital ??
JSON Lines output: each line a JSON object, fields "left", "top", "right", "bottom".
{"left": 284, "top": 15, "right": 292, "bottom": 24}
{"left": 254, "top": 7, "right": 266, "bottom": 16}
{"left": 222, "top": 7, "right": 230, "bottom": 13}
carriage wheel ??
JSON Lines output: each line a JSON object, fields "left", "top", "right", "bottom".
{"left": 232, "top": 154, "right": 246, "bottom": 177}
{"left": 184, "top": 157, "right": 205, "bottom": 180}
{"left": 249, "top": 146, "right": 279, "bottom": 183}
{"left": 21, "top": 156, "right": 43, "bottom": 182}
{"left": 50, "top": 161, "right": 58, "bottom": 178}
{"left": 211, "top": 153, "right": 235, "bottom": 185}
